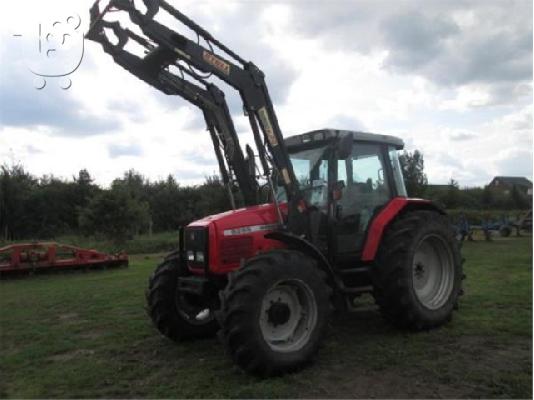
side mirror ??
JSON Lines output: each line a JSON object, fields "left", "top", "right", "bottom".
{"left": 337, "top": 134, "right": 353, "bottom": 160}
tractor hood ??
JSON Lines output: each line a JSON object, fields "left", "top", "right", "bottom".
{"left": 186, "top": 202, "right": 288, "bottom": 274}
{"left": 188, "top": 202, "right": 287, "bottom": 233}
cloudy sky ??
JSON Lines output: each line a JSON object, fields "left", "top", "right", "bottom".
{"left": 0, "top": 0, "right": 532, "bottom": 187}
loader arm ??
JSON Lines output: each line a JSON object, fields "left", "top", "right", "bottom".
{"left": 86, "top": 18, "right": 258, "bottom": 207}
{"left": 86, "top": 0, "right": 306, "bottom": 232}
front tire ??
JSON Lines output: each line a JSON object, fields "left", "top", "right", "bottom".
{"left": 499, "top": 225, "right": 511, "bottom": 237}
{"left": 219, "top": 250, "right": 332, "bottom": 376}
{"left": 146, "top": 255, "right": 219, "bottom": 341}
{"left": 372, "top": 210, "right": 463, "bottom": 330}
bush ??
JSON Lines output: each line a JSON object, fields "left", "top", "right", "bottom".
{"left": 79, "top": 188, "right": 150, "bottom": 243}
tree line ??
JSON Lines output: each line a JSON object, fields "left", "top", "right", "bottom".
{"left": 1, "top": 151, "right": 530, "bottom": 241}
{"left": 399, "top": 150, "right": 531, "bottom": 211}
{"left": 0, "top": 166, "right": 231, "bottom": 242}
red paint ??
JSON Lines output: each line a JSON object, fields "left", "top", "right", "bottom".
{"left": 361, "top": 197, "right": 432, "bottom": 261}
{"left": 0, "top": 243, "right": 128, "bottom": 274}
{"left": 188, "top": 202, "right": 287, "bottom": 274}
{"left": 186, "top": 197, "right": 434, "bottom": 274}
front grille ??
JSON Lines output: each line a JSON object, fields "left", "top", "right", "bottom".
{"left": 184, "top": 227, "right": 208, "bottom": 269}
{"left": 220, "top": 237, "right": 253, "bottom": 265}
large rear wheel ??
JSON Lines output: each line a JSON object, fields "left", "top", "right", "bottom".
{"left": 219, "top": 250, "right": 332, "bottom": 376}
{"left": 372, "top": 210, "right": 463, "bottom": 330}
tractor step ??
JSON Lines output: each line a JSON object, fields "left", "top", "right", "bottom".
{"left": 338, "top": 267, "right": 370, "bottom": 275}
{"left": 339, "top": 284, "right": 374, "bottom": 294}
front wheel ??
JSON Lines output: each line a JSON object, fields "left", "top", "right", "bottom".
{"left": 219, "top": 250, "right": 332, "bottom": 376}
{"left": 146, "top": 255, "right": 219, "bottom": 341}
{"left": 499, "top": 225, "right": 511, "bottom": 237}
{"left": 372, "top": 210, "right": 463, "bottom": 330}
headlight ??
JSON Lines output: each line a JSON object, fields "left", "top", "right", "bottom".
{"left": 187, "top": 251, "right": 195, "bottom": 261}
{"left": 184, "top": 227, "right": 208, "bottom": 269}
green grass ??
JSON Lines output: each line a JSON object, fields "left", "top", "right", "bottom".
{"left": 1, "top": 237, "right": 531, "bottom": 398}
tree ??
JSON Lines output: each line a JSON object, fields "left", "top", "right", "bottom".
{"left": 399, "top": 150, "right": 428, "bottom": 197}
{"left": 511, "top": 185, "right": 529, "bottom": 210}
{"left": 481, "top": 185, "right": 494, "bottom": 209}
{"left": 112, "top": 169, "right": 147, "bottom": 200}
{"left": 147, "top": 175, "right": 184, "bottom": 232}
{"left": 79, "top": 187, "right": 150, "bottom": 243}
{"left": 0, "top": 164, "right": 37, "bottom": 240}
{"left": 75, "top": 169, "right": 93, "bottom": 186}
{"left": 443, "top": 178, "right": 460, "bottom": 208}
{"left": 196, "top": 175, "right": 232, "bottom": 217}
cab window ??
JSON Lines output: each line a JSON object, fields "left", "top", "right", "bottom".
{"left": 336, "top": 144, "right": 391, "bottom": 241}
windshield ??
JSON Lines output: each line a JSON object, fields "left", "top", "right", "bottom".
{"left": 275, "top": 144, "right": 330, "bottom": 208}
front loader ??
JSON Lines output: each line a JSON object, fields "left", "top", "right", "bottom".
{"left": 87, "top": 0, "right": 464, "bottom": 377}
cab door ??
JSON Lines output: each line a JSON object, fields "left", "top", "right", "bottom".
{"left": 334, "top": 143, "right": 393, "bottom": 264}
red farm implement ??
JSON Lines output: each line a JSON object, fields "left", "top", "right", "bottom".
{"left": 0, "top": 242, "right": 128, "bottom": 277}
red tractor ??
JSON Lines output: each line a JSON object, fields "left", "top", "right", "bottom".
{"left": 87, "top": 0, "right": 463, "bottom": 376}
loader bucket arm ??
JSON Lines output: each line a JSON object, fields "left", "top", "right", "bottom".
{"left": 86, "top": 0, "right": 306, "bottom": 233}
{"left": 86, "top": 14, "right": 258, "bottom": 207}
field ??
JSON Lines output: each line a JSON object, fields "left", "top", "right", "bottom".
{"left": 1, "top": 237, "right": 532, "bottom": 398}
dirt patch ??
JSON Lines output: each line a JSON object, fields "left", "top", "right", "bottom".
{"left": 294, "top": 317, "right": 532, "bottom": 399}
{"left": 47, "top": 349, "right": 95, "bottom": 362}
{"left": 57, "top": 312, "right": 88, "bottom": 326}
{"left": 58, "top": 312, "right": 79, "bottom": 321}
{"left": 77, "top": 330, "right": 105, "bottom": 340}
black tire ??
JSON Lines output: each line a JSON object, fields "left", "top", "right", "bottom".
{"left": 372, "top": 210, "right": 463, "bottom": 330}
{"left": 146, "top": 255, "right": 218, "bottom": 341}
{"left": 499, "top": 226, "right": 511, "bottom": 237}
{"left": 219, "top": 250, "right": 332, "bottom": 376}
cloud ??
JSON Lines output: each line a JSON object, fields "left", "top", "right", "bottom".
{"left": 287, "top": 0, "right": 532, "bottom": 106}
{"left": 174, "top": 167, "right": 216, "bottom": 182}
{"left": 382, "top": 11, "right": 459, "bottom": 70}
{"left": 420, "top": 26, "right": 533, "bottom": 88}
{"left": 449, "top": 131, "right": 477, "bottom": 141}
{"left": 494, "top": 149, "right": 533, "bottom": 178}
{"left": 181, "top": 112, "right": 208, "bottom": 131}
{"left": 325, "top": 114, "right": 367, "bottom": 131}
{"left": 180, "top": 148, "right": 218, "bottom": 166}
{"left": 0, "top": 40, "right": 121, "bottom": 136}
{"left": 25, "top": 144, "right": 43, "bottom": 154}
{"left": 108, "top": 143, "right": 143, "bottom": 158}
{"left": 1, "top": 0, "right": 531, "bottom": 189}
{"left": 107, "top": 99, "right": 147, "bottom": 123}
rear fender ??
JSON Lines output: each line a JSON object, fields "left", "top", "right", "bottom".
{"left": 361, "top": 197, "right": 445, "bottom": 262}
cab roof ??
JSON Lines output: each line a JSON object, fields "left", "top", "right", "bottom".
{"left": 284, "top": 129, "right": 404, "bottom": 150}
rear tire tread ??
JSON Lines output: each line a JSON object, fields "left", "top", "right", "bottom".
{"left": 372, "top": 210, "right": 463, "bottom": 330}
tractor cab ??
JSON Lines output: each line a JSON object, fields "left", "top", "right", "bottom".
{"left": 278, "top": 129, "right": 407, "bottom": 265}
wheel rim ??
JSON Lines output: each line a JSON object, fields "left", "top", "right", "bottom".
{"left": 412, "top": 234, "right": 455, "bottom": 310}
{"left": 259, "top": 279, "right": 317, "bottom": 353}
{"left": 175, "top": 292, "right": 214, "bottom": 326}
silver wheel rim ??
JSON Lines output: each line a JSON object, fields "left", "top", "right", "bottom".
{"left": 412, "top": 234, "right": 455, "bottom": 310}
{"left": 259, "top": 279, "right": 317, "bottom": 353}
